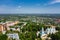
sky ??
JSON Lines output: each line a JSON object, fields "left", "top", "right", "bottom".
{"left": 0, "top": 0, "right": 60, "bottom": 14}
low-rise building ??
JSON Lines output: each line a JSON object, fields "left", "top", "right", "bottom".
{"left": 7, "top": 33, "right": 20, "bottom": 40}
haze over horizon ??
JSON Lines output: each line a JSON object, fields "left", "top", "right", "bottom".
{"left": 0, "top": 0, "right": 60, "bottom": 14}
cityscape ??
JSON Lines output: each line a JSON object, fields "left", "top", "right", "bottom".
{"left": 0, "top": 0, "right": 60, "bottom": 40}
{"left": 0, "top": 14, "right": 60, "bottom": 40}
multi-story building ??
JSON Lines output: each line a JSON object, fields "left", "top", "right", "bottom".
{"left": 40, "top": 27, "right": 57, "bottom": 40}
{"left": 0, "top": 24, "right": 4, "bottom": 32}
{"left": 0, "top": 21, "right": 19, "bottom": 32}
{"left": 0, "top": 23, "right": 7, "bottom": 34}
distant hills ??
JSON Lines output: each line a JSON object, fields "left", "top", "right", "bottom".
{"left": 0, "top": 13, "right": 60, "bottom": 18}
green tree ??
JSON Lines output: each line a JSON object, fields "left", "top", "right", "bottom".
{"left": 49, "top": 32, "right": 60, "bottom": 40}
{"left": 0, "top": 34, "right": 7, "bottom": 40}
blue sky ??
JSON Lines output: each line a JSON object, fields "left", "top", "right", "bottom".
{"left": 0, "top": 0, "right": 60, "bottom": 14}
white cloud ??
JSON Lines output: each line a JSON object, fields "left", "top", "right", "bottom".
{"left": 0, "top": 5, "right": 60, "bottom": 13}
{"left": 50, "top": 0, "right": 60, "bottom": 4}
{"left": 18, "top": 6, "right": 22, "bottom": 8}
{"left": 16, "top": 6, "right": 22, "bottom": 11}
